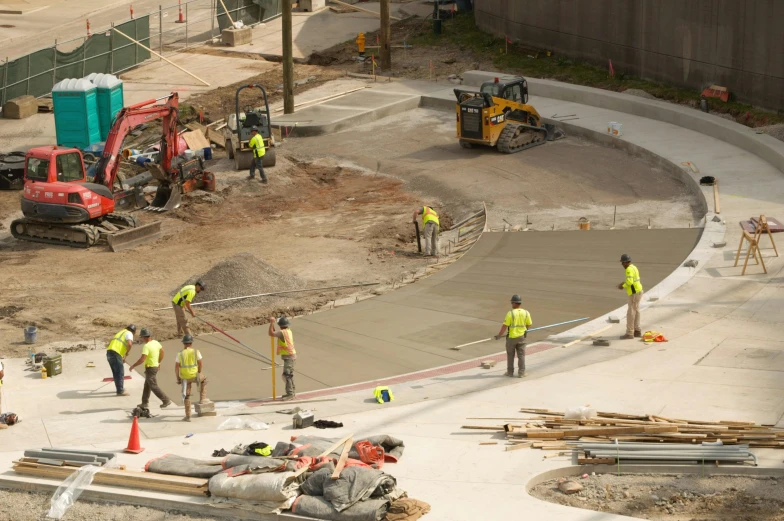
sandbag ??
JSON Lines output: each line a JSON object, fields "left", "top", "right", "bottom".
{"left": 302, "top": 465, "right": 397, "bottom": 512}
{"left": 144, "top": 454, "right": 223, "bottom": 478}
{"left": 221, "top": 455, "right": 288, "bottom": 472}
{"left": 291, "top": 494, "right": 389, "bottom": 521}
{"left": 3, "top": 95, "right": 37, "bottom": 119}
{"left": 208, "top": 470, "right": 300, "bottom": 502}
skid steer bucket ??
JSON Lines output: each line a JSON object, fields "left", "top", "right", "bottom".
{"left": 543, "top": 123, "right": 567, "bottom": 141}
{"left": 107, "top": 221, "right": 162, "bottom": 252}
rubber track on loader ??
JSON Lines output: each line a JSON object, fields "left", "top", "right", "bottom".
{"left": 496, "top": 122, "right": 549, "bottom": 154}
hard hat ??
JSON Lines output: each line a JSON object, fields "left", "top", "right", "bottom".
{"left": 127, "top": 324, "right": 137, "bottom": 333}
{"left": 182, "top": 334, "right": 193, "bottom": 344}
{"left": 277, "top": 316, "right": 290, "bottom": 328}
{"left": 140, "top": 328, "right": 151, "bottom": 338}
{"left": 510, "top": 294, "right": 522, "bottom": 304}
{"left": 620, "top": 254, "right": 632, "bottom": 263}
{"left": 251, "top": 126, "right": 259, "bottom": 132}
{"left": 195, "top": 280, "right": 205, "bottom": 289}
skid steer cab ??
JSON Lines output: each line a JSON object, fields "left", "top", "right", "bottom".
{"left": 225, "top": 84, "right": 277, "bottom": 170}
{"left": 455, "top": 75, "right": 565, "bottom": 154}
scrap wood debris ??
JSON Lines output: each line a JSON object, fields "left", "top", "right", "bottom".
{"left": 463, "top": 407, "right": 784, "bottom": 454}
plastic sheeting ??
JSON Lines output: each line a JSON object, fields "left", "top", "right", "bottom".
{"left": 47, "top": 457, "right": 120, "bottom": 519}
{"left": 291, "top": 495, "right": 390, "bottom": 521}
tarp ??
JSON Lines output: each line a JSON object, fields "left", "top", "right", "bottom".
{"left": 144, "top": 454, "right": 224, "bottom": 479}
{"left": 302, "top": 465, "right": 397, "bottom": 512}
{"left": 283, "top": 435, "right": 406, "bottom": 463}
{"left": 0, "top": 17, "right": 149, "bottom": 106}
{"left": 208, "top": 469, "right": 300, "bottom": 503}
{"left": 291, "top": 495, "right": 390, "bottom": 521}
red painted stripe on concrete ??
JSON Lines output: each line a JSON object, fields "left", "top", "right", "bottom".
{"left": 247, "top": 342, "right": 559, "bottom": 406}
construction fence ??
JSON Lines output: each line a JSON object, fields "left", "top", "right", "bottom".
{"left": 0, "top": 0, "right": 282, "bottom": 107}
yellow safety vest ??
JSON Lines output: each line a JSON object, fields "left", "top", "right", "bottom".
{"left": 249, "top": 134, "right": 266, "bottom": 158}
{"left": 373, "top": 386, "right": 394, "bottom": 404}
{"left": 422, "top": 206, "right": 439, "bottom": 227}
{"left": 107, "top": 329, "right": 131, "bottom": 358}
{"left": 172, "top": 285, "right": 196, "bottom": 307}
{"left": 623, "top": 264, "right": 643, "bottom": 295}
{"left": 277, "top": 329, "right": 296, "bottom": 357}
{"left": 504, "top": 308, "right": 532, "bottom": 339}
{"left": 178, "top": 348, "right": 200, "bottom": 380}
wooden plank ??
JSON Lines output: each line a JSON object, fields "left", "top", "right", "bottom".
{"left": 578, "top": 458, "right": 616, "bottom": 465}
{"left": 505, "top": 442, "right": 531, "bottom": 452}
{"left": 331, "top": 436, "right": 353, "bottom": 480}
{"left": 462, "top": 425, "right": 504, "bottom": 430}
{"left": 182, "top": 129, "right": 210, "bottom": 151}
{"left": 524, "top": 431, "right": 565, "bottom": 439}
{"left": 293, "top": 433, "right": 355, "bottom": 479}
{"left": 479, "top": 442, "right": 498, "bottom": 446}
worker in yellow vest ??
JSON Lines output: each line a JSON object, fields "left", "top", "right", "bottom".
{"left": 106, "top": 324, "right": 136, "bottom": 396}
{"left": 269, "top": 316, "right": 296, "bottom": 400}
{"left": 413, "top": 205, "right": 440, "bottom": 256}
{"left": 128, "top": 328, "right": 172, "bottom": 410}
{"left": 172, "top": 280, "right": 204, "bottom": 337}
{"left": 248, "top": 126, "right": 268, "bottom": 183}
{"left": 618, "top": 254, "right": 643, "bottom": 339}
{"left": 494, "top": 295, "right": 533, "bottom": 377}
{"left": 174, "top": 334, "right": 208, "bottom": 422}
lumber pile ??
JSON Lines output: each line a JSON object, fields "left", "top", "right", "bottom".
{"left": 12, "top": 459, "right": 208, "bottom": 497}
{"left": 464, "top": 407, "right": 784, "bottom": 452}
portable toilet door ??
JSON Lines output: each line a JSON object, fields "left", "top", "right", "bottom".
{"left": 89, "top": 73, "right": 124, "bottom": 141}
{"left": 52, "top": 78, "right": 101, "bottom": 149}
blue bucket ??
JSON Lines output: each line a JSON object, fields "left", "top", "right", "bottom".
{"left": 24, "top": 326, "right": 37, "bottom": 344}
{"left": 135, "top": 156, "right": 151, "bottom": 166}
{"left": 203, "top": 147, "right": 213, "bottom": 160}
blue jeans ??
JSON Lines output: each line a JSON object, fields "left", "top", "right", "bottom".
{"left": 249, "top": 157, "right": 266, "bottom": 181}
{"left": 106, "top": 350, "right": 125, "bottom": 394}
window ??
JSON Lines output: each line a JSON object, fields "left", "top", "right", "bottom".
{"left": 26, "top": 158, "right": 50, "bottom": 182}
{"left": 480, "top": 83, "right": 502, "bottom": 97}
{"left": 56, "top": 153, "right": 84, "bottom": 182}
{"left": 506, "top": 84, "right": 523, "bottom": 103}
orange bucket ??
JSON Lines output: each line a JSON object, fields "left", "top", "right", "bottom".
{"left": 202, "top": 172, "right": 216, "bottom": 192}
{"left": 578, "top": 217, "right": 591, "bottom": 230}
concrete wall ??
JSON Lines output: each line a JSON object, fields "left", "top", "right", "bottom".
{"left": 474, "top": 0, "right": 784, "bottom": 111}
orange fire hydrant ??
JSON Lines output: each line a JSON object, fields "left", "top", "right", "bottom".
{"left": 356, "top": 33, "right": 366, "bottom": 56}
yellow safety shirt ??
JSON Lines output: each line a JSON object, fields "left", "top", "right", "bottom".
{"left": 172, "top": 285, "right": 196, "bottom": 307}
{"left": 178, "top": 348, "right": 201, "bottom": 380}
{"left": 277, "top": 329, "right": 296, "bottom": 358}
{"left": 373, "top": 386, "right": 394, "bottom": 404}
{"left": 141, "top": 340, "right": 163, "bottom": 368}
{"left": 623, "top": 264, "right": 643, "bottom": 295}
{"left": 504, "top": 308, "right": 532, "bottom": 339}
{"left": 422, "top": 206, "right": 439, "bottom": 227}
{"left": 107, "top": 329, "right": 132, "bottom": 358}
{"left": 249, "top": 134, "right": 266, "bottom": 158}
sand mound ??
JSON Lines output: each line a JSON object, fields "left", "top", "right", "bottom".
{"left": 182, "top": 253, "right": 302, "bottom": 310}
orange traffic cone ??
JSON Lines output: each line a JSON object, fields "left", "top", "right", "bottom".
{"left": 124, "top": 416, "right": 145, "bottom": 454}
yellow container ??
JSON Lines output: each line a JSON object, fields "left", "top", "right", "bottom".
{"left": 41, "top": 367, "right": 47, "bottom": 379}
{"left": 578, "top": 217, "right": 591, "bottom": 230}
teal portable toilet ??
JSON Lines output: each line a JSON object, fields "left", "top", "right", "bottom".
{"left": 52, "top": 78, "right": 101, "bottom": 149}
{"left": 87, "top": 73, "right": 124, "bottom": 141}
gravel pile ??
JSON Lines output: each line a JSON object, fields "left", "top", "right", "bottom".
{"left": 183, "top": 253, "right": 302, "bottom": 310}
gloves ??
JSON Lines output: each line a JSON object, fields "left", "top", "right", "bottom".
{"left": 494, "top": 335, "right": 501, "bottom": 340}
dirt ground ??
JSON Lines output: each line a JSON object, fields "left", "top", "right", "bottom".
{"left": 531, "top": 473, "right": 784, "bottom": 521}
{"left": 0, "top": 489, "right": 223, "bottom": 521}
{"left": 0, "top": 153, "right": 438, "bottom": 357}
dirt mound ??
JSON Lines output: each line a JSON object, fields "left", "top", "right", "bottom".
{"left": 185, "top": 253, "right": 302, "bottom": 310}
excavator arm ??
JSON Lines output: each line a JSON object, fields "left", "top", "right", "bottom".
{"left": 93, "top": 93, "right": 180, "bottom": 188}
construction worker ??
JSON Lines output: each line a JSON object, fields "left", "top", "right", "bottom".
{"left": 268, "top": 316, "right": 296, "bottom": 400}
{"left": 172, "top": 280, "right": 204, "bottom": 337}
{"left": 128, "top": 328, "right": 172, "bottom": 410}
{"left": 248, "top": 126, "right": 268, "bottom": 183}
{"left": 413, "top": 205, "right": 439, "bottom": 256}
{"left": 618, "top": 254, "right": 643, "bottom": 339}
{"left": 175, "top": 334, "right": 208, "bottom": 422}
{"left": 494, "top": 295, "right": 533, "bottom": 378}
{"left": 106, "top": 324, "right": 136, "bottom": 396}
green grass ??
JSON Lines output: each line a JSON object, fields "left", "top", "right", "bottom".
{"left": 408, "top": 14, "right": 783, "bottom": 127}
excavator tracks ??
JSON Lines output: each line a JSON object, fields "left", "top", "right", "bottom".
{"left": 496, "top": 122, "right": 550, "bottom": 154}
{"left": 10, "top": 219, "right": 100, "bottom": 248}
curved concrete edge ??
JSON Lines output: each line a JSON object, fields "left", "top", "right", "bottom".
{"left": 461, "top": 71, "right": 784, "bottom": 175}
{"left": 525, "top": 464, "right": 784, "bottom": 493}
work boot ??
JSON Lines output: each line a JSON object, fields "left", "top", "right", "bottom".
{"left": 504, "top": 372, "right": 514, "bottom": 377}
{"left": 117, "top": 391, "right": 130, "bottom": 397}
{"left": 199, "top": 380, "right": 208, "bottom": 403}
{"left": 620, "top": 334, "right": 634, "bottom": 340}
{"left": 247, "top": 175, "right": 254, "bottom": 180}
{"left": 634, "top": 330, "right": 642, "bottom": 338}
{"left": 184, "top": 399, "right": 191, "bottom": 421}
{"left": 160, "top": 400, "right": 172, "bottom": 408}
{"left": 517, "top": 372, "right": 527, "bottom": 378}
{"left": 281, "top": 394, "right": 296, "bottom": 401}
{"left": 261, "top": 178, "right": 268, "bottom": 184}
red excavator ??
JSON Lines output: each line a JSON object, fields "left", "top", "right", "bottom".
{"left": 10, "top": 92, "right": 201, "bottom": 250}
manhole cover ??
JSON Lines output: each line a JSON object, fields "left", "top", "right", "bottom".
{"left": 0, "top": 25, "right": 15, "bottom": 28}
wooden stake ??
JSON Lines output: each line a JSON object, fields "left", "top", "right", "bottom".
{"left": 331, "top": 436, "right": 353, "bottom": 479}
{"left": 112, "top": 28, "right": 209, "bottom": 86}
{"left": 713, "top": 180, "right": 721, "bottom": 214}
{"left": 216, "top": 0, "right": 235, "bottom": 26}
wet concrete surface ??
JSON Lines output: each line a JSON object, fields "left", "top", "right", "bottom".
{"left": 150, "top": 228, "right": 701, "bottom": 402}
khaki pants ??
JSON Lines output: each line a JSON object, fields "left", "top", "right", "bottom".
{"left": 627, "top": 292, "right": 643, "bottom": 335}
{"left": 282, "top": 357, "right": 296, "bottom": 397}
{"left": 424, "top": 221, "right": 439, "bottom": 256}
{"left": 173, "top": 305, "right": 190, "bottom": 336}
{"left": 505, "top": 337, "right": 526, "bottom": 375}
{"left": 141, "top": 367, "right": 170, "bottom": 407}
{"left": 182, "top": 374, "right": 207, "bottom": 418}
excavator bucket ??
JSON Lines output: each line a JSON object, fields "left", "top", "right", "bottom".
{"left": 147, "top": 183, "right": 182, "bottom": 212}
{"left": 107, "top": 221, "right": 162, "bottom": 252}
{"left": 543, "top": 123, "right": 566, "bottom": 141}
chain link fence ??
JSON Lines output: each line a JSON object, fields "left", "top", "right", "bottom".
{"left": 0, "top": 0, "right": 282, "bottom": 106}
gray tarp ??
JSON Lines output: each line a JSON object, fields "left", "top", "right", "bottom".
{"left": 144, "top": 454, "right": 224, "bottom": 479}
{"left": 291, "top": 495, "right": 390, "bottom": 521}
{"left": 208, "top": 470, "right": 300, "bottom": 502}
{"left": 302, "top": 465, "right": 397, "bottom": 512}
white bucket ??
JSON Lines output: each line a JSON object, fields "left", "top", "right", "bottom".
{"left": 611, "top": 122, "right": 623, "bottom": 136}
{"left": 607, "top": 121, "right": 616, "bottom": 134}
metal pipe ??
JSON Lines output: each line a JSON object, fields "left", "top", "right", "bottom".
{"left": 40, "top": 448, "right": 117, "bottom": 460}
{"left": 571, "top": 443, "right": 750, "bottom": 450}
{"left": 153, "top": 282, "right": 380, "bottom": 311}
{"left": 24, "top": 451, "right": 99, "bottom": 463}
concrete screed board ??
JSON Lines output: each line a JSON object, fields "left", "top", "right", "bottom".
{"left": 152, "top": 228, "right": 701, "bottom": 402}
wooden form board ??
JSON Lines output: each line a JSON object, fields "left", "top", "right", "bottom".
{"left": 331, "top": 436, "right": 354, "bottom": 480}
{"left": 182, "top": 129, "right": 211, "bottom": 151}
